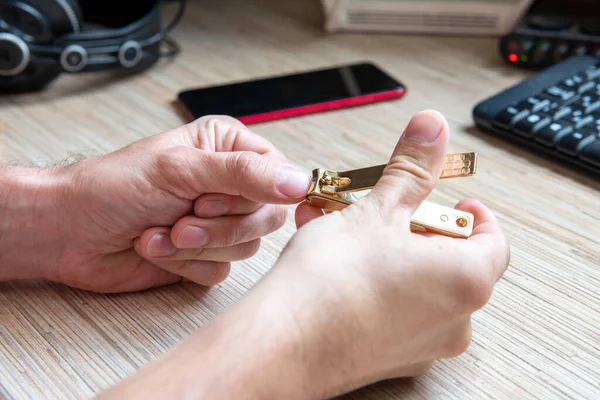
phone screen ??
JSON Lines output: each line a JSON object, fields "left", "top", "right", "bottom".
{"left": 177, "top": 62, "right": 405, "bottom": 124}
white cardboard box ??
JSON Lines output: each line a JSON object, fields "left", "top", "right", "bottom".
{"left": 321, "top": 0, "right": 534, "bottom": 36}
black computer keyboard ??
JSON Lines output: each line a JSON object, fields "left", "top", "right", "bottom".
{"left": 473, "top": 55, "right": 600, "bottom": 178}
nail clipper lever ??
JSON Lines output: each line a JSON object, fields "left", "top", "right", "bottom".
{"left": 306, "top": 152, "right": 478, "bottom": 238}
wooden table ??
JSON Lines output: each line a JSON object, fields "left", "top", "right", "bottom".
{"left": 1, "top": 1, "right": 599, "bottom": 399}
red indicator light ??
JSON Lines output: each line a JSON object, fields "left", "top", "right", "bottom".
{"left": 509, "top": 53, "right": 519, "bottom": 63}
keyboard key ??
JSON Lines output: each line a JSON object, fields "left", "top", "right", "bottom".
{"left": 533, "top": 116, "right": 553, "bottom": 133}
{"left": 561, "top": 91, "right": 577, "bottom": 102}
{"left": 516, "top": 96, "right": 555, "bottom": 113}
{"left": 534, "top": 122, "right": 573, "bottom": 147}
{"left": 585, "top": 100, "right": 600, "bottom": 114}
{"left": 565, "top": 94, "right": 581, "bottom": 107}
{"left": 517, "top": 96, "right": 543, "bottom": 111}
{"left": 557, "top": 129, "right": 597, "bottom": 155}
{"left": 585, "top": 65, "right": 600, "bottom": 80}
{"left": 589, "top": 119, "right": 600, "bottom": 135}
{"left": 553, "top": 106, "right": 572, "bottom": 120}
{"left": 576, "top": 114, "right": 595, "bottom": 129}
{"left": 563, "top": 74, "right": 585, "bottom": 90}
{"left": 536, "top": 98, "right": 561, "bottom": 114}
{"left": 493, "top": 106, "right": 530, "bottom": 129}
{"left": 547, "top": 83, "right": 577, "bottom": 101}
{"left": 559, "top": 110, "right": 584, "bottom": 126}
{"left": 572, "top": 93, "right": 599, "bottom": 111}
{"left": 562, "top": 77, "right": 578, "bottom": 88}
{"left": 578, "top": 80, "right": 596, "bottom": 94}
{"left": 580, "top": 94, "right": 598, "bottom": 107}
{"left": 571, "top": 99, "right": 586, "bottom": 115}
{"left": 513, "top": 114, "right": 552, "bottom": 138}
{"left": 546, "top": 85, "right": 564, "bottom": 97}
{"left": 532, "top": 99, "right": 551, "bottom": 113}
{"left": 580, "top": 140, "right": 600, "bottom": 166}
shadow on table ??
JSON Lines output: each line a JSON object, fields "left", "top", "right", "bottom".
{"left": 0, "top": 57, "right": 180, "bottom": 105}
{"left": 336, "top": 377, "right": 425, "bottom": 399}
{"left": 0, "top": 278, "right": 215, "bottom": 323}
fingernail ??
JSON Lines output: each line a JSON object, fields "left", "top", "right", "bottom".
{"left": 178, "top": 226, "right": 209, "bottom": 248}
{"left": 196, "top": 200, "right": 228, "bottom": 217}
{"left": 147, "top": 233, "right": 177, "bottom": 257}
{"left": 277, "top": 165, "right": 311, "bottom": 198}
{"left": 403, "top": 111, "right": 444, "bottom": 143}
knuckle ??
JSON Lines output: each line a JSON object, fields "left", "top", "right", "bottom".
{"left": 192, "top": 247, "right": 207, "bottom": 259}
{"left": 444, "top": 325, "right": 473, "bottom": 358}
{"left": 170, "top": 260, "right": 189, "bottom": 274}
{"left": 241, "top": 239, "right": 261, "bottom": 258}
{"left": 224, "top": 221, "right": 243, "bottom": 246}
{"left": 194, "top": 115, "right": 249, "bottom": 150}
{"left": 453, "top": 263, "right": 494, "bottom": 311}
{"left": 267, "top": 205, "right": 288, "bottom": 232}
{"left": 184, "top": 116, "right": 225, "bottom": 150}
{"left": 227, "top": 151, "right": 266, "bottom": 183}
{"left": 387, "top": 154, "right": 435, "bottom": 186}
{"left": 193, "top": 197, "right": 209, "bottom": 215}
{"left": 183, "top": 115, "right": 246, "bottom": 151}
{"left": 413, "top": 362, "right": 434, "bottom": 377}
{"left": 199, "top": 115, "right": 227, "bottom": 133}
{"left": 210, "top": 263, "right": 231, "bottom": 285}
{"left": 199, "top": 115, "right": 240, "bottom": 129}
{"left": 154, "top": 146, "right": 197, "bottom": 197}
{"left": 201, "top": 116, "right": 227, "bottom": 140}
{"left": 155, "top": 146, "right": 183, "bottom": 176}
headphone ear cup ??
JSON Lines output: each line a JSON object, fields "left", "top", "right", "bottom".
{"left": 0, "top": 63, "right": 61, "bottom": 93}
{"left": 62, "top": 0, "right": 83, "bottom": 28}
{"left": 18, "top": 0, "right": 84, "bottom": 39}
{"left": 0, "top": 0, "right": 84, "bottom": 92}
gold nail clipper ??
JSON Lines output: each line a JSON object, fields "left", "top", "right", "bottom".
{"left": 306, "top": 153, "right": 478, "bottom": 238}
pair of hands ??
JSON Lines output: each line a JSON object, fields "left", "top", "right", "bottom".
{"left": 23, "top": 110, "right": 509, "bottom": 392}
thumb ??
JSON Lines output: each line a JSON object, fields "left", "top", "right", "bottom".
{"left": 369, "top": 110, "right": 449, "bottom": 216}
{"left": 153, "top": 147, "right": 312, "bottom": 204}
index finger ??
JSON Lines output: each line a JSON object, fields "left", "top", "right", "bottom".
{"left": 455, "top": 198, "right": 511, "bottom": 282}
{"left": 184, "top": 115, "right": 286, "bottom": 161}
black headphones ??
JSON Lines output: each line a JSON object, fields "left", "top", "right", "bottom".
{"left": 0, "top": 0, "right": 185, "bottom": 93}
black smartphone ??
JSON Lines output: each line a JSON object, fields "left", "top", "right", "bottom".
{"left": 176, "top": 62, "right": 406, "bottom": 124}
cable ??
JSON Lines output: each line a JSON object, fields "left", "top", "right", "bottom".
{"left": 142, "top": 0, "right": 186, "bottom": 47}
{"left": 159, "top": 35, "right": 180, "bottom": 58}
{"left": 27, "top": 0, "right": 186, "bottom": 58}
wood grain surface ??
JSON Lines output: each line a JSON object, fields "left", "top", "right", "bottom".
{"left": 1, "top": 1, "right": 599, "bottom": 399}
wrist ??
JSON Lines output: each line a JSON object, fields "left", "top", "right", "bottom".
{"left": 201, "top": 261, "right": 386, "bottom": 399}
{"left": 0, "top": 165, "right": 73, "bottom": 281}
{"left": 101, "top": 258, "right": 381, "bottom": 399}
{"left": 252, "top": 259, "right": 385, "bottom": 397}
{"left": 100, "top": 288, "right": 317, "bottom": 399}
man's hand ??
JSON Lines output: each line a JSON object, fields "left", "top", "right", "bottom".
{"left": 98, "top": 110, "right": 511, "bottom": 400}
{"left": 276, "top": 110, "right": 510, "bottom": 394}
{"left": 0, "top": 116, "right": 310, "bottom": 293}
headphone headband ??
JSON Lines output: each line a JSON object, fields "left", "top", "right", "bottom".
{"left": 0, "top": 0, "right": 185, "bottom": 92}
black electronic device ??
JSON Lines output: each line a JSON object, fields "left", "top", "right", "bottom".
{"left": 177, "top": 62, "right": 406, "bottom": 125}
{"left": 499, "top": 0, "right": 600, "bottom": 70}
{"left": 0, "top": 0, "right": 185, "bottom": 93}
{"left": 473, "top": 55, "right": 600, "bottom": 178}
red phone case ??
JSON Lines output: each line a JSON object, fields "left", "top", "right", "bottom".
{"left": 236, "top": 88, "right": 406, "bottom": 125}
